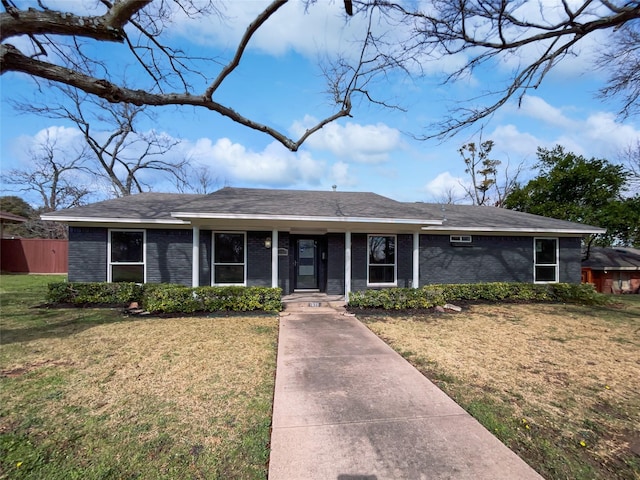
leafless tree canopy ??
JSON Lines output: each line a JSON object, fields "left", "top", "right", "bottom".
{"left": 3, "top": 130, "right": 92, "bottom": 211}
{"left": 2, "top": 1, "right": 639, "bottom": 143}
{"left": 13, "top": 84, "right": 191, "bottom": 197}
{"left": 360, "top": 0, "right": 640, "bottom": 137}
{"left": 0, "top": 0, "right": 362, "bottom": 151}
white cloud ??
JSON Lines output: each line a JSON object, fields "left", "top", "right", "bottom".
{"left": 517, "top": 96, "right": 577, "bottom": 129}
{"left": 490, "top": 96, "right": 640, "bottom": 160}
{"left": 330, "top": 162, "right": 354, "bottom": 188}
{"left": 423, "top": 171, "right": 468, "bottom": 202}
{"left": 186, "top": 137, "right": 325, "bottom": 186}
{"left": 488, "top": 124, "right": 542, "bottom": 158}
{"left": 171, "top": 1, "right": 366, "bottom": 58}
{"left": 291, "top": 116, "right": 402, "bottom": 163}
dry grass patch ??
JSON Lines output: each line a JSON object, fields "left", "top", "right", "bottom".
{"left": 358, "top": 298, "right": 640, "bottom": 480}
{"left": 0, "top": 275, "right": 278, "bottom": 480}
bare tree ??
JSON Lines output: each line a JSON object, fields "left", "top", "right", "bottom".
{"left": 175, "top": 163, "right": 222, "bottom": 194}
{"left": 362, "top": 0, "right": 640, "bottom": 138}
{"left": 459, "top": 139, "right": 499, "bottom": 206}
{"left": 3, "top": 1, "right": 639, "bottom": 144}
{"left": 3, "top": 129, "right": 92, "bottom": 211}
{"left": 619, "top": 140, "right": 640, "bottom": 193}
{"left": 15, "top": 84, "right": 189, "bottom": 197}
{"left": 458, "top": 137, "right": 524, "bottom": 206}
{"left": 0, "top": 0, "right": 364, "bottom": 151}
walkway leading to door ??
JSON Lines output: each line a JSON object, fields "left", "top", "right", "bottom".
{"left": 269, "top": 302, "right": 544, "bottom": 480}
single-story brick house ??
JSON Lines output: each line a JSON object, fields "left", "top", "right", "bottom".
{"left": 581, "top": 247, "right": 640, "bottom": 294}
{"left": 42, "top": 187, "right": 605, "bottom": 298}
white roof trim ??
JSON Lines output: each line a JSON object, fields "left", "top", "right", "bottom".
{"left": 421, "top": 225, "right": 605, "bottom": 234}
{"left": 170, "top": 211, "right": 444, "bottom": 225}
{"left": 40, "top": 214, "right": 188, "bottom": 225}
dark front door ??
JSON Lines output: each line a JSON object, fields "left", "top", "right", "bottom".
{"left": 295, "top": 238, "right": 319, "bottom": 290}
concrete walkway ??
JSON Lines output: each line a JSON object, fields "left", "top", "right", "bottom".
{"left": 268, "top": 302, "right": 544, "bottom": 480}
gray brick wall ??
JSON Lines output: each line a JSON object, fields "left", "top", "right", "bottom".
{"left": 199, "top": 230, "right": 212, "bottom": 286}
{"left": 146, "top": 229, "right": 193, "bottom": 285}
{"left": 278, "top": 233, "right": 290, "bottom": 294}
{"left": 68, "top": 227, "right": 107, "bottom": 282}
{"left": 559, "top": 237, "right": 582, "bottom": 283}
{"left": 247, "top": 231, "right": 272, "bottom": 287}
{"left": 420, "top": 234, "right": 533, "bottom": 284}
{"left": 327, "top": 233, "right": 345, "bottom": 295}
{"left": 350, "top": 234, "right": 368, "bottom": 291}
{"left": 397, "top": 234, "right": 413, "bottom": 288}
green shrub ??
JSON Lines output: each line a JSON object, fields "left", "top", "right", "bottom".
{"left": 46, "top": 282, "right": 283, "bottom": 313}
{"left": 142, "top": 285, "right": 282, "bottom": 313}
{"left": 348, "top": 287, "right": 445, "bottom": 310}
{"left": 47, "top": 282, "right": 143, "bottom": 305}
{"left": 348, "top": 282, "right": 607, "bottom": 309}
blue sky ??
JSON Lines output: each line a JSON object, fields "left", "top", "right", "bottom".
{"left": 2, "top": 1, "right": 639, "bottom": 206}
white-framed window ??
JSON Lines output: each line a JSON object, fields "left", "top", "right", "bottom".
{"left": 368, "top": 234, "right": 396, "bottom": 285}
{"left": 450, "top": 235, "right": 472, "bottom": 243}
{"left": 213, "top": 232, "right": 246, "bottom": 285}
{"left": 534, "top": 237, "right": 559, "bottom": 283}
{"left": 108, "top": 229, "right": 146, "bottom": 283}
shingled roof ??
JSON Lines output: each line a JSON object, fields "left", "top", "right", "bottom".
{"left": 42, "top": 187, "right": 604, "bottom": 234}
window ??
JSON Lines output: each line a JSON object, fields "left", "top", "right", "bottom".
{"left": 534, "top": 238, "right": 558, "bottom": 283}
{"left": 450, "top": 235, "right": 472, "bottom": 243}
{"left": 213, "top": 232, "right": 245, "bottom": 284}
{"left": 368, "top": 235, "right": 396, "bottom": 285}
{"left": 109, "top": 230, "right": 145, "bottom": 283}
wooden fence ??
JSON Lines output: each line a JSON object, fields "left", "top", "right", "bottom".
{"left": 0, "top": 238, "right": 68, "bottom": 273}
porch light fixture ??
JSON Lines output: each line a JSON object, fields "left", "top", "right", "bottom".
{"left": 265, "top": 237, "right": 272, "bottom": 249}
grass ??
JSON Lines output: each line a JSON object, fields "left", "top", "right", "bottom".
{"left": 0, "top": 274, "right": 278, "bottom": 479}
{"left": 357, "top": 297, "right": 640, "bottom": 480}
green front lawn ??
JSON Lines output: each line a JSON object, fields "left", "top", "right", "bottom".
{"left": 0, "top": 274, "right": 278, "bottom": 479}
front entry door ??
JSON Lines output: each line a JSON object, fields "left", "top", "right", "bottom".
{"left": 295, "top": 239, "right": 318, "bottom": 290}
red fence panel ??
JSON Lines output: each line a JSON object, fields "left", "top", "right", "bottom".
{"left": 0, "top": 239, "right": 68, "bottom": 273}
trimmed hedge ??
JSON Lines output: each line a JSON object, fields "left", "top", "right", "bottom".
{"left": 47, "top": 282, "right": 283, "bottom": 313}
{"left": 142, "top": 285, "right": 283, "bottom": 313}
{"left": 47, "top": 282, "right": 144, "bottom": 305}
{"left": 348, "top": 282, "right": 606, "bottom": 310}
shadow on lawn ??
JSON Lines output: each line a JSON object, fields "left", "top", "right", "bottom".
{"left": 0, "top": 305, "right": 130, "bottom": 345}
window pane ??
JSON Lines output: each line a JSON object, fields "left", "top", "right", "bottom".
{"left": 215, "top": 233, "right": 244, "bottom": 263}
{"left": 369, "top": 236, "right": 395, "bottom": 264}
{"left": 535, "top": 238, "right": 556, "bottom": 264}
{"left": 535, "top": 266, "right": 557, "bottom": 283}
{"left": 111, "top": 231, "right": 143, "bottom": 262}
{"left": 369, "top": 265, "right": 395, "bottom": 284}
{"left": 215, "top": 265, "right": 244, "bottom": 284}
{"left": 112, "top": 265, "right": 144, "bottom": 283}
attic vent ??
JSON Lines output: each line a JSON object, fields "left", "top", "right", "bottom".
{"left": 450, "top": 235, "right": 472, "bottom": 243}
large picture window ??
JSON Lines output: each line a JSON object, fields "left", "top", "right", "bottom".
{"left": 534, "top": 238, "right": 558, "bottom": 283}
{"left": 214, "top": 232, "right": 246, "bottom": 284}
{"left": 109, "top": 230, "right": 145, "bottom": 283}
{"left": 368, "top": 235, "right": 396, "bottom": 285}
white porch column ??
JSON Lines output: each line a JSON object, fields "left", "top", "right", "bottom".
{"left": 192, "top": 225, "right": 200, "bottom": 288}
{"left": 271, "top": 229, "right": 278, "bottom": 288}
{"left": 413, "top": 231, "right": 420, "bottom": 288}
{"left": 345, "top": 231, "right": 352, "bottom": 302}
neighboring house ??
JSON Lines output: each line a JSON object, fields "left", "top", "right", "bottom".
{"left": 0, "top": 210, "right": 28, "bottom": 239}
{"left": 41, "top": 187, "right": 605, "bottom": 298}
{"left": 582, "top": 247, "right": 640, "bottom": 294}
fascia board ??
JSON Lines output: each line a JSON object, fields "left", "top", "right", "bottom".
{"left": 420, "top": 226, "right": 606, "bottom": 235}
{"left": 40, "top": 215, "right": 189, "bottom": 225}
{"left": 171, "top": 212, "right": 443, "bottom": 225}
